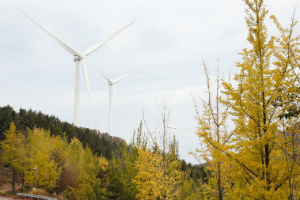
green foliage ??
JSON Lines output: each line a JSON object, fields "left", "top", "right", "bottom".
{"left": 70, "top": 145, "right": 108, "bottom": 200}
{"left": 178, "top": 174, "right": 211, "bottom": 200}
{"left": 169, "top": 135, "right": 180, "bottom": 161}
{"left": 0, "top": 106, "right": 19, "bottom": 140}
{"left": 102, "top": 122, "right": 147, "bottom": 199}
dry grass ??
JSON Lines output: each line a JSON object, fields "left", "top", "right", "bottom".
{"left": 51, "top": 192, "right": 68, "bottom": 200}
{"left": 28, "top": 188, "right": 49, "bottom": 196}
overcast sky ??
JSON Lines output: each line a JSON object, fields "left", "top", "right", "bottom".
{"left": 0, "top": 0, "right": 299, "bottom": 164}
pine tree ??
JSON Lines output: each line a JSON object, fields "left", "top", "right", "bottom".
{"left": 102, "top": 122, "right": 146, "bottom": 199}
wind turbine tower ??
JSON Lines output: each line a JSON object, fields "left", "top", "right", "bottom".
{"left": 89, "top": 61, "right": 141, "bottom": 135}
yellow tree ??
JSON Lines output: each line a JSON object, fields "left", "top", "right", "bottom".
{"left": 221, "top": 0, "right": 300, "bottom": 198}
{"left": 1, "top": 122, "right": 26, "bottom": 195}
{"left": 193, "top": 61, "right": 234, "bottom": 200}
{"left": 24, "top": 128, "right": 60, "bottom": 191}
{"left": 271, "top": 12, "right": 300, "bottom": 199}
{"left": 133, "top": 147, "right": 182, "bottom": 200}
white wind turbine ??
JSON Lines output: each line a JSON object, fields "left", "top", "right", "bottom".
{"left": 19, "top": 9, "right": 134, "bottom": 128}
{"left": 88, "top": 61, "right": 141, "bottom": 135}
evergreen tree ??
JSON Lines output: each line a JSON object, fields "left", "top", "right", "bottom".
{"left": 0, "top": 105, "right": 19, "bottom": 140}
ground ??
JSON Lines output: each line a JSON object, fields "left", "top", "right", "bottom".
{"left": 0, "top": 197, "right": 12, "bottom": 200}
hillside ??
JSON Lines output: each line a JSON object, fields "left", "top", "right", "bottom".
{"left": 0, "top": 105, "right": 123, "bottom": 160}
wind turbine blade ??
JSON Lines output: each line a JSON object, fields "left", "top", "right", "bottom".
{"left": 167, "top": 125, "right": 194, "bottom": 132}
{"left": 84, "top": 21, "right": 135, "bottom": 56}
{"left": 81, "top": 59, "right": 98, "bottom": 130}
{"left": 114, "top": 68, "right": 141, "bottom": 84}
{"left": 167, "top": 125, "right": 185, "bottom": 130}
{"left": 86, "top": 59, "right": 113, "bottom": 83}
{"left": 19, "top": 9, "right": 81, "bottom": 56}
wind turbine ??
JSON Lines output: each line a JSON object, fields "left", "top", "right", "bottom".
{"left": 88, "top": 60, "right": 141, "bottom": 135}
{"left": 19, "top": 9, "right": 134, "bottom": 128}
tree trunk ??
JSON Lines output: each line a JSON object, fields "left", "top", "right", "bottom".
{"left": 218, "top": 162, "right": 223, "bottom": 200}
{"left": 12, "top": 168, "right": 16, "bottom": 195}
{"left": 21, "top": 173, "right": 24, "bottom": 193}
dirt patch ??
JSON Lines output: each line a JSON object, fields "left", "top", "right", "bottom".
{"left": 0, "top": 196, "right": 12, "bottom": 200}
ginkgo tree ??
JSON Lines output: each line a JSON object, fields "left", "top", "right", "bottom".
{"left": 133, "top": 105, "right": 183, "bottom": 200}
{"left": 24, "top": 128, "right": 60, "bottom": 191}
{"left": 1, "top": 122, "right": 26, "bottom": 195}
{"left": 133, "top": 146, "right": 182, "bottom": 200}
{"left": 193, "top": 62, "right": 234, "bottom": 200}
{"left": 271, "top": 10, "right": 300, "bottom": 198}
{"left": 218, "top": 0, "right": 300, "bottom": 199}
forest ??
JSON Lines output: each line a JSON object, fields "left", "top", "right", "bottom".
{"left": 1, "top": 0, "right": 300, "bottom": 199}
{"left": 0, "top": 105, "right": 207, "bottom": 199}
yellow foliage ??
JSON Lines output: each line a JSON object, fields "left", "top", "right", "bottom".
{"left": 192, "top": 61, "right": 234, "bottom": 200}
{"left": 220, "top": 0, "right": 300, "bottom": 198}
{"left": 24, "top": 128, "right": 60, "bottom": 191}
{"left": 133, "top": 147, "right": 182, "bottom": 200}
{"left": 193, "top": 0, "right": 300, "bottom": 199}
{"left": 1, "top": 122, "right": 26, "bottom": 173}
{"left": 0, "top": 122, "right": 26, "bottom": 195}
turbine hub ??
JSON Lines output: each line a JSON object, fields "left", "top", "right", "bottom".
{"left": 73, "top": 55, "right": 81, "bottom": 62}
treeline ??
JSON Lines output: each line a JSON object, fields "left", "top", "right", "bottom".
{"left": 0, "top": 105, "right": 119, "bottom": 159}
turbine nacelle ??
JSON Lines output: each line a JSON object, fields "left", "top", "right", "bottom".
{"left": 74, "top": 55, "right": 81, "bottom": 62}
